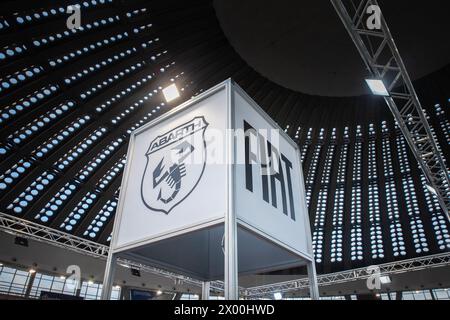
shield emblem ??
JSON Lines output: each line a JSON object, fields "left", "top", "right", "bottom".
{"left": 141, "top": 116, "right": 208, "bottom": 214}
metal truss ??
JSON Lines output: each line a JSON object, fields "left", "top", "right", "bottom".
{"left": 2, "top": 211, "right": 449, "bottom": 298}
{"left": 0, "top": 211, "right": 108, "bottom": 258}
{"left": 0, "top": 212, "right": 223, "bottom": 292}
{"left": 245, "top": 252, "right": 450, "bottom": 298}
{"left": 330, "top": 0, "right": 450, "bottom": 220}
{"left": 117, "top": 259, "right": 225, "bottom": 293}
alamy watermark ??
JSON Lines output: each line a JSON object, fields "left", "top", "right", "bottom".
{"left": 152, "top": 126, "right": 283, "bottom": 172}
{"left": 65, "top": 264, "right": 82, "bottom": 290}
{"left": 66, "top": 5, "right": 81, "bottom": 30}
{"left": 366, "top": 5, "right": 381, "bottom": 30}
{"left": 366, "top": 265, "right": 391, "bottom": 291}
{"left": 64, "top": 4, "right": 381, "bottom": 31}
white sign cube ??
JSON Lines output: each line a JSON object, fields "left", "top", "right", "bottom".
{"left": 234, "top": 91, "right": 311, "bottom": 257}
{"left": 110, "top": 79, "right": 314, "bottom": 281}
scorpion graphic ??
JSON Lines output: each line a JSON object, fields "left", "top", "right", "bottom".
{"left": 152, "top": 141, "right": 195, "bottom": 204}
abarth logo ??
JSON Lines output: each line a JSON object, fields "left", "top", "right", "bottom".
{"left": 141, "top": 116, "right": 208, "bottom": 214}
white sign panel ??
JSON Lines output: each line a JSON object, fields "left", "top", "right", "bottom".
{"left": 234, "top": 88, "right": 312, "bottom": 258}
{"left": 113, "top": 87, "right": 228, "bottom": 250}
{"left": 103, "top": 80, "right": 317, "bottom": 299}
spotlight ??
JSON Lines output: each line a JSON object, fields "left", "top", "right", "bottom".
{"left": 14, "top": 236, "right": 28, "bottom": 247}
{"left": 365, "top": 79, "right": 389, "bottom": 96}
{"left": 273, "top": 292, "right": 282, "bottom": 300}
{"left": 426, "top": 184, "right": 438, "bottom": 196}
{"left": 60, "top": 275, "right": 66, "bottom": 280}
{"left": 28, "top": 268, "right": 36, "bottom": 274}
{"left": 162, "top": 83, "right": 180, "bottom": 103}
{"left": 380, "top": 275, "right": 391, "bottom": 284}
{"left": 118, "top": 262, "right": 131, "bottom": 269}
{"left": 88, "top": 280, "right": 94, "bottom": 285}
{"left": 156, "top": 290, "right": 162, "bottom": 295}
{"left": 131, "top": 268, "right": 141, "bottom": 277}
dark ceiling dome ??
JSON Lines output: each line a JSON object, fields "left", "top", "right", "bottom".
{"left": 0, "top": 0, "right": 448, "bottom": 275}
{"left": 214, "top": 0, "right": 450, "bottom": 96}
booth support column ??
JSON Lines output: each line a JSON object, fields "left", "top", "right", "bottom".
{"left": 224, "top": 79, "right": 238, "bottom": 300}
{"left": 201, "top": 281, "right": 210, "bottom": 300}
{"left": 307, "top": 260, "right": 319, "bottom": 300}
{"left": 100, "top": 252, "right": 117, "bottom": 300}
{"left": 224, "top": 210, "right": 238, "bottom": 299}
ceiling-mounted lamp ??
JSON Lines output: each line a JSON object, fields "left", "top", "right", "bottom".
{"left": 14, "top": 236, "right": 29, "bottom": 247}
{"left": 273, "top": 292, "right": 283, "bottom": 300}
{"left": 426, "top": 184, "right": 438, "bottom": 196}
{"left": 365, "top": 78, "right": 389, "bottom": 96}
{"left": 380, "top": 275, "right": 391, "bottom": 284}
{"left": 131, "top": 268, "right": 141, "bottom": 277}
{"left": 162, "top": 83, "right": 180, "bottom": 103}
{"left": 28, "top": 263, "right": 37, "bottom": 274}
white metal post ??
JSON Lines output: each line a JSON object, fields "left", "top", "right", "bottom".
{"left": 295, "top": 146, "right": 319, "bottom": 300}
{"left": 307, "top": 261, "right": 320, "bottom": 300}
{"left": 224, "top": 80, "right": 239, "bottom": 300}
{"left": 224, "top": 214, "right": 238, "bottom": 299}
{"left": 201, "top": 281, "right": 211, "bottom": 300}
{"left": 100, "top": 252, "right": 117, "bottom": 300}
